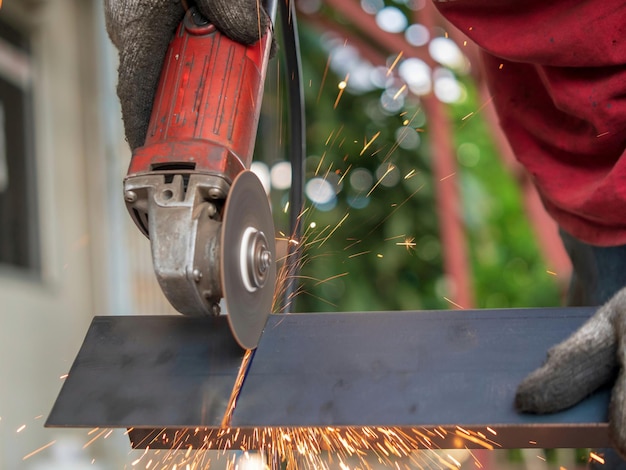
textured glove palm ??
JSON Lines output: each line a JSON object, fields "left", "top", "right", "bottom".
{"left": 515, "top": 287, "right": 626, "bottom": 456}
{"left": 104, "top": 0, "right": 269, "bottom": 150}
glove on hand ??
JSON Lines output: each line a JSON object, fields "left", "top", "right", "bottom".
{"left": 104, "top": 0, "right": 269, "bottom": 150}
{"left": 515, "top": 287, "right": 626, "bottom": 456}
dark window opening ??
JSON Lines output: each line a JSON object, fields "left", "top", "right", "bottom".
{"left": 0, "top": 19, "right": 39, "bottom": 274}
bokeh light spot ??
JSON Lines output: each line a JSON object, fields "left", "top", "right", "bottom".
{"left": 250, "top": 161, "right": 271, "bottom": 194}
{"left": 349, "top": 167, "right": 374, "bottom": 192}
{"left": 306, "top": 177, "right": 336, "bottom": 206}
{"left": 270, "top": 161, "right": 292, "bottom": 190}
{"left": 405, "top": 23, "right": 429, "bottom": 47}
{"left": 376, "top": 7, "right": 408, "bottom": 34}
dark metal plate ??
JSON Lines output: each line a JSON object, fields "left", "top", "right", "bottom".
{"left": 232, "top": 308, "right": 610, "bottom": 449}
{"left": 47, "top": 307, "right": 612, "bottom": 450}
{"left": 45, "top": 315, "right": 245, "bottom": 428}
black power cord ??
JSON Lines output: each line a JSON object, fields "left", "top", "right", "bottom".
{"left": 273, "top": 0, "right": 306, "bottom": 314}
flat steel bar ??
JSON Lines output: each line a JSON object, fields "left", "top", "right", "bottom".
{"left": 46, "top": 315, "right": 245, "bottom": 428}
{"left": 233, "top": 308, "right": 609, "bottom": 450}
{"left": 47, "top": 308, "right": 612, "bottom": 451}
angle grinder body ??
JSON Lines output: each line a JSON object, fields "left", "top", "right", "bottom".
{"left": 122, "top": 8, "right": 276, "bottom": 349}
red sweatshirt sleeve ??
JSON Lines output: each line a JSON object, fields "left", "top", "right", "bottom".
{"left": 434, "top": 0, "right": 626, "bottom": 245}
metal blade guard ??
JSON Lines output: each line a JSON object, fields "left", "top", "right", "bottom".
{"left": 122, "top": 8, "right": 275, "bottom": 349}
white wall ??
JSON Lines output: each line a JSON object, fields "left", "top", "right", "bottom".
{"left": 0, "top": 0, "right": 133, "bottom": 467}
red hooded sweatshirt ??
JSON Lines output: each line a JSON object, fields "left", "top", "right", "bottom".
{"left": 435, "top": 0, "right": 626, "bottom": 246}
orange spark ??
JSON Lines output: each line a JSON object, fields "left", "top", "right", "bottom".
{"left": 221, "top": 348, "right": 255, "bottom": 428}
{"left": 83, "top": 429, "right": 108, "bottom": 449}
{"left": 387, "top": 51, "right": 404, "bottom": 76}
{"left": 393, "top": 84, "right": 407, "bottom": 100}
{"left": 453, "top": 430, "right": 494, "bottom": 450}
{"left": 590, "top": 452, "right": 605, "bottom": 464}
{"left": 319, "top": 213, "right": 349, "bottom": 247}
{"left": 333, "top": 74, "right": 350, "bottom": 109}
{"left": 447, "top": 453, "right": 462, "bottom": 467}
{"left": 315, "top": 56, "right": 330, "bottom": 103}
{"left": 325, "top": 129, "right": 335, "bottom": 146}
{"left": 368, "top": 184, "right": 425, "bottom": 235}
{"left": 396, "top": 237, "right": 416, "bottom": 252}
{"left": 443, "top": 297, "right": 465, "bottom": 309}
{"left": 315, "top": 151, "right": 327, "bottom": 176}
{"left": 360, "top": 131, "right": 381, "bottom": 156}
{"left": 367, "top": 164, "right": 395, "bottom": 197}
{"left": 314, "top": 272, "right": 349, "bottom": 286}
{"left": 22, "top": 440, "right": 56, "bottom": 460}
{"left": 337, "top": 164, "right": 352, "bottom": 186}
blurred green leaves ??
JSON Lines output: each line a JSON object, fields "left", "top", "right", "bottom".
{"left": 257, "top": 16, "right": 560, "bottom": 314}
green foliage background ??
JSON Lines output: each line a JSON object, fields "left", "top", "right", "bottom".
{"left": 257, "top": 17, "right": 562, "bottom": 314}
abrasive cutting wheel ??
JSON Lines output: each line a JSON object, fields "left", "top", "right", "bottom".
{"left": 221, "top": 170, "right": 277, "bottom": 350}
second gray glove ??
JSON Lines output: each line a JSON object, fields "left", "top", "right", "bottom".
{"left": 515, "top": 287, "right": 626, "bottom": 457}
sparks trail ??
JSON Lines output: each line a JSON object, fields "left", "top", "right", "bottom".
{"left": 316, "top": 55, "right": 332, "bottom": 104}
{"left": 396, "top": 236, "right": 417, "bottom": 252}
{"left": 333, "top": 73, "right": 349, "bottom": 109}
{"left": 316, "top": 125, "right": 345, "bottom": 176}
{"left": 337, "top": 163, "right": 352, "bottom": 186}
{"left": 404, "top": 169, "right": 417, "bottom": 179}
{"left": 73, "top": 405, "right": 452, "bottom": 467}
{"left": 314, "top": 271, "right": 349, "bottom": 286}
{"left": 443, "top": 296, "right": 465, "bottom": 310}
{"left": 458, "top": 95, "right": 494, "bottom": 128}
{"left": 368, "top": 184, "right": 426, "bottom": 236}
{"left": 367, "top": 163, "right": 396, "bottom": 197}
{"left": 343, "top": 238, "right": 362, "bottom": 251}
{"left": 221, "top": 349, "right": 255, "bottom": 428}
{"left": 22, "top": 440, "right": 56, "bottom": 461}
{"left": 393, "top": 84, "right": 407, "bottom": 100}
{"left": 387, "top": 51, "right": 404, "bottom": 76}
{"left": 380, "top": 108, "right": 424, "bottom": 165}
{"left": 360, "top": 131, "right": 381, "bottom": 156}
{"left": 589, "top": 452, "right": 605, "bottom": 465}
{"left": 83, "top": 428, "right": 109, "bottom": 449}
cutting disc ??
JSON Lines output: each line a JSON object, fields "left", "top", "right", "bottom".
{"left": 222, "top": 170, "right": 276, "bottom": 349}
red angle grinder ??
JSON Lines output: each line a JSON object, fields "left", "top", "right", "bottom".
{"left": 122, "top": 6, "right": 276, "bottom": 350}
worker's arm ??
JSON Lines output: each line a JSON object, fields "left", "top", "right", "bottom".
{"left": 432, "top": 0, "right": 626, "bottom": 457}
{"left": 104, "top": 0, "right": 270, "bottom": 150}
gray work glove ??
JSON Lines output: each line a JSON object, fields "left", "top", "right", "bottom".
{"left": 515, "top": 287, "right": 626, "bottom": 457}
{"left": 104, "top": 0, "right": 270, "bottom": 150}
